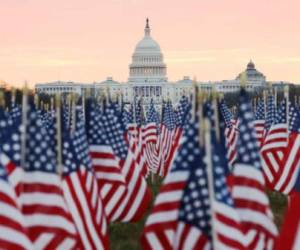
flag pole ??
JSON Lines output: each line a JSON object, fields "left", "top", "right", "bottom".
{"left": 212, "top": 87, "right": 220, "bottom": 142}
{"left": 0, "top": 90, "right": 5, "bottom": 108}
{"left": 198, "top": 90, "right": 204, "bottom": 148}
{"left": 34, "top": 93, "right": 39, "bottom": 110}
{"left": 71, "top": 93, "right": 76, "bottom": 135}
{"left": 274, "top": 86, "right": 277, "bottom": 110}
{"left": 263, "top": 90, "right": 267, "bottom": 120}
{"left": 21, "top": 81, "right": 28, "bottom": 169}
{"left": 253, "top": 97, "right": 257, "bottom": 113}
{"left": 50, "top": 96, "right": 54, "bottom": 113}
{"left": 192, "top": 77, "right": 197, "bottom": 121}
{"left": 56, "top": 94, "right": 63, "bottom": 175}
{"left": 204, "top": 117, "right": 217, "bottom": 249}
{"left": 284, "top": 85, "right": 289, "bottom": 138}
{"left": 67, "top": 94, "right": 72, "bottom": 128}
{"left": 12, "top": 87, "right": 16, "bottom": 107}
{"left": 133, "top": 96, "right": 137, "bottom": 140}
{"left": 159, "top": 99, "right": 164, "bottom": 176}
{"left": 40, "top": 100, "right": 44, "bottom": 111}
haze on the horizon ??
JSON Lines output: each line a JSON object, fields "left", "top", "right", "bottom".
{"left": 1, "top": 0, "right": 300, "bottom": 87}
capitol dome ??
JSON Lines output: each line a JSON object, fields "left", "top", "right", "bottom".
{"left": 134, "top": 26, "right": 161, "bottom": 54}
{"left": 128, "top": 18, "right": 167, "bottom": 84}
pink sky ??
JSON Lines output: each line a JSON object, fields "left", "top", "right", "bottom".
{"left": 1, "top": 0, "right": 300, "bottom": 87}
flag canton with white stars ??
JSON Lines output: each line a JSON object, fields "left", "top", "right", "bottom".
{"left": 173, "top": 119, "right": 211, "bottom": 238}
{"left": 0, "top": 109, "right": 13, "bottom": 142}
{"left": 1, "top": 110, "right": 21, "bottom": 166}
{"left": 163, "top": 101, "right": 176, "bottom": 130}
{"left": 135, "top": 100, "right": 144, "bottom": 126}
{"left": 10, "top": 104, "right": 21, "bottom": 123}
{"left": 211, "top": 102, "right": 232, "bottom": 178}
{"left": 220, "top": 101, "right": 233, "bottom": 128}
{"left": 42, "top": 113, "right": 57, "bottom": 156}
{"left": 62, "top": 104, "right": 71, "bottom": 130}
{"left": 122, "top": 107, "right": 133, "bottom": 127}
{"left": 237, "top": 89, "right": 261, "bottom": 169}
{"left": 147, "top": 100, "right": 159, "bottom": 124}
{"left": 72, "top": 108, "right": 93, "bottom": 169}
{"left": 175, "top": 96, "right": 190, "bottom": 127}
{"left": 25, "top": 109, "right": 57, "bottom": 172}
{"left": 274, "top": 100, "right": 287, "bottom": 124}
{"left": 62, "top": 133, "right": 78, "bottom": 174}
{"left": 204, "top": 101, "right": 214, "bottom": 120}
{"left": 211, "top": 133, "right": 234, "bottom": 207}
{"left": 289, "top": 108, "right": 300, "bottom": 133}
{"left": 265, "top": 95, "right": 276, "bottom": 131}
{"left": 254, "top": 100, "right": 265, "bottom": 120}
{"left": 100, "top": 106, "right": 128, "bottom": 159}
{"left": 86, "top": 101, "right": 106, "bottom": 146}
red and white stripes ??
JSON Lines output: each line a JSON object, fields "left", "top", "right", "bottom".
{"left": 62, "top": 168, "right": 108, "bottom": 250}
{"left": 89, "top": 144, "right": 127, "bottom": 222}
{"left": 21, "top": 171, "right": 80, "bottom": 249}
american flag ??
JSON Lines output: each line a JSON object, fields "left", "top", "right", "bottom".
{"left": 114, "top": 100, "right": 149, "bottom": 178}
{"left": 209, "top": 120, "right": 246, "bottom": 249}
{"left": 86, "top": 100, "right": 128, "bottom": 222}
{"left": 275, "top": 172, "right": 300, "bottom": 250}
{"left": 99, "top": 105, "right": 152, "bottom": 222}
{"left": 171, "top": 96, "right": 190, "bottom": 156}
{"left": 175, "top": 96, "right": 190, "bottom": 129}
{"left": 20, "top": 107, "right": 80, "bottom": 249}
{"left": 155, "top": 97, "right": 189, "bottom": 177}
{"left": 132, "top": 99, "right": 149, "bottom": 177}
{"left": 0, "top": 107, "right": 23, "bottom": 197}
{"left": 220, "top": 100, "right": 238, "bottom": 168}
{"left": 125, "top": 99, "right": 140, "bottom": 140}
{"left": 122, "top": 104, "right": 134, "bottom": 133}
{"left": 261, "top": 100, "right": 291, "bottom": 187}
{"left": 254, "top": 100, "right": 265, "bottom": 148}
{"left": 274, "top": 174, "right": 300, "bottom": 250}
{"left": 61, "top": 108, "right": 109, "bottom": 249}
{"left": 142, "top": 118, "right": 212, "bottom": 249}
{"left": 272, "top": 108, "right": 300, "bottom": 194}
{"left": 217, "top": 101, "right": 234, "bottom": 186}
{"left": 145, "top": 99, "right": 159, "bottom": 144}
{"left": 264, "top": 94, "right": 276, "bottom": 133}
{"left": 232, "top": 89, "right": 278, "bottom": 249}
{"left": 144, "top": 100, "right": 160, "bottom": 174}
{"left": 0, "top": 162, "right": 33, "bottom": 250}
{"left": 122, "top": 106, "right": 133, "bottom": 130}
{"left": 157, "top": 100, "right": 177, "bottom": 176}
{"left": 135, "top": 98, "right": 144, "bottom": 127}
{"left": 204, "top": 100, "right": 246, "bottom": 249}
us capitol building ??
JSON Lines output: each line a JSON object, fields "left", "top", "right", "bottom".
{"left": 35, "top": 19, "right": 288, "bottom": 109}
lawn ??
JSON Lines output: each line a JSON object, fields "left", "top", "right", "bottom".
{"left": 109, "top": 182, "right": 288, "bottom": 250}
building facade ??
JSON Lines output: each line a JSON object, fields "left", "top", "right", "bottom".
{"left": 36, "top": 19, "right": 278, "bottom": 109}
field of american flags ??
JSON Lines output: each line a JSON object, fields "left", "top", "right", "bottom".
{"left": 108, "top": 185, "right": 287, "bottom": 250}
{"left": 2, "top": 85, "right": 300, "bottom": 249}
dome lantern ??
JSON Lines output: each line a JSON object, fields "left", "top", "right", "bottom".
{"left": 247, "top": 60, "right": 255, "bottom": 70}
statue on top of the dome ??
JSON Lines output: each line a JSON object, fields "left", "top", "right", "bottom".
{"left": 145, "top": 18, "right": 150, "bottom": 36}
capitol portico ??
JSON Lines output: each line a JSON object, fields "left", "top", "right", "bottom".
{"left": 35, "top": 19, "right": 282, "bottom": 109}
